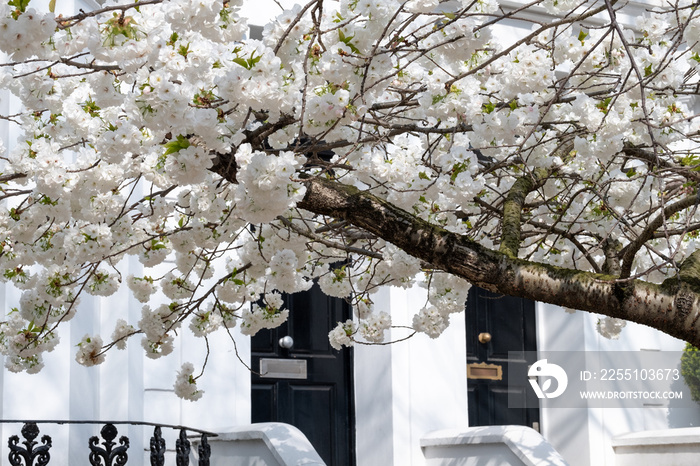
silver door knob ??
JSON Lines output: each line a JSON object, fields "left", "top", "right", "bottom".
{"left": 278, "top": 336, "right": 294, "bottom": 349}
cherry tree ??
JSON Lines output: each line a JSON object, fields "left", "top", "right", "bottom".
{"left": 2, "top": 0, "right": 700, "bottom": 398}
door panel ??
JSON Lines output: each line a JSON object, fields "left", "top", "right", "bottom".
{"left": 251, "top": 283, "right": 355, "bottom": 466}
{"left": 290, "top": 385, "right": 335, "bottom": 462}
{"left": 252, "top": 384, "right": 275, "bottom": 422}
{"left": 466, "top": 286, "right": 540, "bottom": 428}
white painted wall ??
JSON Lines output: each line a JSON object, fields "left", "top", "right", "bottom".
{"left": 190, "top": 423, "right": 326, "bottom": 466}
{"left": 535, "top": 304, "right": 592, "bottom": 466}
{"left": 613, "top": 427, "right": 700, "bottom": 466}
{"left": 240, "top": 0, "right": 299, "bottom": 27}
{"left": 536, "top": 302, "right": 700, "bottom": 466}
{"left": 421, "top": 425, "right": 569, "bottom": 466}
{"left": 354, "top": 284, "right": 469, "bottom": 465}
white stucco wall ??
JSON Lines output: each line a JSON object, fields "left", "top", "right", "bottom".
{"left": 533, "top": 305, "right": 591, "bottom": 466}
{"left": 536, "top": 302, "right": 700, "bottom": 466}
{"left": 355, "top": 284, "right": 469, "bottom": 465}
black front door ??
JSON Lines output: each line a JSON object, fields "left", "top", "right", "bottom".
{"left": 251, "top": 283, "right": 355, "bottom": 466}
{"left": 466, "top": 286, "right": 540, "bottom": 429}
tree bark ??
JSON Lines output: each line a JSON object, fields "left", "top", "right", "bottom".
{"left": 299, "top": 176, "right": 700, "bottom": 346}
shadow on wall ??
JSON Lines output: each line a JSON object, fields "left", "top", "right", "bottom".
{"left": 420, "top": 425, "right": 569, "bottom": 466}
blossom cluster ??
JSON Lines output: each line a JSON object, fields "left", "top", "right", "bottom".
{"left": 174, "top": 362, "right": 203, "bottom": 401}
{"left": 234, "top": 146, "right": 306, "bottom": 223}
{"left": 75, "top": 334, "right": 106, "bottom": 367}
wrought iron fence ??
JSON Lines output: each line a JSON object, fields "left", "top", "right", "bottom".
{"left": 0, "top": 420, "right": 216, "bottom": 466}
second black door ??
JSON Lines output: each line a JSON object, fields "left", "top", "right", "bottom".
{"left": 466, "top": 286, "right": 540, "bottom": 429}
{"left": 251, "top": 283, "right": 355, "bottom": 465}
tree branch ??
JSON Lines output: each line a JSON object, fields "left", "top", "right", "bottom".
{"left": 0, "top": 173, "right": 27, "bottom": 183}
{"left": 619, "top": 193, "right": 699, "bottom": 278}
{"left": 275, "top": 215, "right": 383, "bottom": 259}
{"left": 298, "top": 176, "right": 700, "bottom": 347}
{"left": 500, "top": 168, "right": 547, "bottom": 258}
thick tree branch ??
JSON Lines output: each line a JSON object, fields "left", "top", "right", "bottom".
{"left": 602, "top": 238, "right": 622, "bottom": 275}
{"left": 298, "top": 176, "right": 700, "bottom": 347}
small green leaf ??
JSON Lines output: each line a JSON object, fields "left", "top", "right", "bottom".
{"left": 596, "top": 97, "right": 612, "bottom": 113}
{"left": 232, "top": 57, "right": 249, "bottom": 69}
{"left": 232, "top": 52, "right": 262, "bottom": 70}
{"left": 178, "top": 43, "right": 190, "bottom": 58}
{"left": 432, "top": 94, "right": 446, "bottom": 105}
{"left": 450, "top": 162, "right": 468, "bottom": 183}
{"left": 249, "top": 52, "right": 262, "bottom": 67}
{"left": 150, "top": 239, "right": 167, "bottom": 250}
{"left": 167, "top": 32, "right": 179, "bottom": 46}
{"left": 48, "top": 0, "right": 56, "bottom": 13}
{"left": 8, "top": 0, "right": 31, "bottom": 14}
{"left": 338, "top": 30, "right": 360, "bottom": 54}
{"left": 680, "top": 154, "right": 700, "bottom": 167}
{"left": 81, "top": 98, "right": 101, "bottom": 118}
{"left": 163, "top": 134, "right": 191, "bottom": 156}
{"left": 577, "top": 30, "right": 588, "bottom": 42}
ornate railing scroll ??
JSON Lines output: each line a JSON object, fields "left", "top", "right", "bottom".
{"left": 7, "top": 423, "right": 51, "bottom": 466}
{"left": 175, "top": 429, "right": 190, "bottom": 466}
{"left": 197, "top": 435, "right": 210, "bottom": 466}
{"left": 0, "top": 420, "right": 216, "bottom": 465}
{"left": 150, "top": 426, "right": 166, "bottom": 466}
{"left": 88, "top": 424, "right": 129, "bottom": 466}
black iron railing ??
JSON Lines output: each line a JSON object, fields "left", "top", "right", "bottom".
{"left": 0, "top": 420, "right": 216, "bottom": 466}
